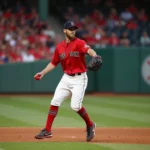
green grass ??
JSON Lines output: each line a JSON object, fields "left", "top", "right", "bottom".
{"left": 0, "top": 95, "right": 150, "bottom": 127}
{"left": 0, "top": 142, "right": 150, "bottom": 150}
{"left": 0, "top": 95, "right": 150, "bottom": 150}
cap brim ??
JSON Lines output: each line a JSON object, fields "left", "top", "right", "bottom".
{"left": 66, "top": 26, "right": 78, "bottom": 30}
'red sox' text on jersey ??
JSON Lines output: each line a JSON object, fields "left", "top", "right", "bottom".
{"left": 51, "top": 37, "right": 90, "bottom": 74}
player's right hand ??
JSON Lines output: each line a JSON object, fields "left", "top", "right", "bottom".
{"left": 34, "top": 72, "right": 44, "bottom": 80}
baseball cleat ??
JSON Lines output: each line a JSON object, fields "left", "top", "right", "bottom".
{"left": 86, "top": 123, "right": 96, "bottom": 142}
{"left": 35, "top": 128, "right": 52, "bottom": 139}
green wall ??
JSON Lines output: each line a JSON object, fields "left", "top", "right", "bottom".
{"left": 0, "top": 48, "right": 150, "bottom": 93}
{"left": 95, "top": 48, "right": 113, "bottom": 92}
{"left": 113, "top": 47, "right": 140, "bottom": 93}
{"left": 0, "top": 63, "right": 32, "bottom": 92}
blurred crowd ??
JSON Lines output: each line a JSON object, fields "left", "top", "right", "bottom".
{"left": 1, "top": 0, "right": 150, "bottom": 65}
{"left": 0, "top": 2, "right": 60, "bottom": 64}
{"left": 63, "top": 1, "right": 150, "bottom": 48}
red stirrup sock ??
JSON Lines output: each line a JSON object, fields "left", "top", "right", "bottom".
{"left": 77, "top": 106, "right": 93, "bottom": 126}
{"left": 45, "top": 105, "right": 59, "bottom": 132}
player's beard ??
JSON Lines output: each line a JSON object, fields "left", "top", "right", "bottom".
{"left": 65, "top": 31, "right": 75, "bottom": 40}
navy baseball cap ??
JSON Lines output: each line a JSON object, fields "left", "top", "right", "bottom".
{"left": 64, "top": 21, "right": 78, "bottom": 30}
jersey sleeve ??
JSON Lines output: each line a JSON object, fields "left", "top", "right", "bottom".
{"left": 78, "top": 40, "right": 91, "bottom": 54}
{"left": 51, "top": 47, "right": 60, "bottom": 66}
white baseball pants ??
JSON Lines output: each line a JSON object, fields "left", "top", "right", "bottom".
{"left": 51, "top": 72, "right": 88, "bottom": 111}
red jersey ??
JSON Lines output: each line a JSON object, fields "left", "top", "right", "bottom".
{"left": 51, "top": 38, "right": 90, "bottom": 74}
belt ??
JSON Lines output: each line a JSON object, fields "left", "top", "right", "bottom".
{"left": 67, "top": 73, "right": 81, "bottom": 76}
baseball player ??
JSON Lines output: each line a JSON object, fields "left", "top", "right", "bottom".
{"left": 34, "top": 21, "right": 98, "bottom": 142}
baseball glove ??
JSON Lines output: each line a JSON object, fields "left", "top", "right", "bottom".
{"left": 87, "top": 55, "right": 103, "bottom": 71}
